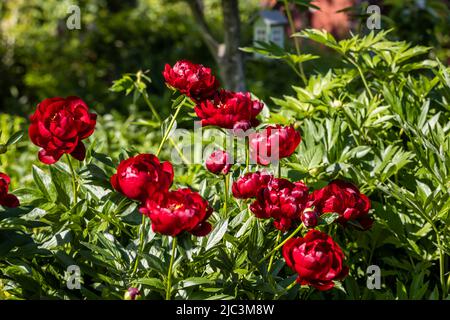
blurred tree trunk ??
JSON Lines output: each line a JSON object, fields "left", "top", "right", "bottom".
{"left": 186, "top": 0, "right": 246, "bottom": 92}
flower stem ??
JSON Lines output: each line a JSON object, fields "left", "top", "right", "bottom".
{"left": 245, "top": 138, "right": 250, "bottom": 170}
{"left": 131, "top": 215, "right": 146, "bottom": 275}
{"left": 277, "top": 161, "right": 282, "bottom": 178}
{"left": 142, "top": 93, "right": 188, "bottom": 164}
{"left": 223, "top": 174, "right": 229, "bottom": 216}
{"left": 156, "top": 97, "right": 186, "bottom": 157}
{"left": 348, "top": 58, "right": 374, "bottom": 100}
{"left": 285, "top": 280, "right": 297, "bottom": 291}
{"left": 283, "top": 0, "right": 306, "bottom": 84}
{"left": 66, "top": 154, "right": 78, "bottom": 204}
{"left": 434, "top": 227, "right": 447, "bottom": 298}
{"left": 267, "top": 230, "right": 282, "bottom": 273}
{"left": 166, "top": 237, "right": 177, "bottom": 300}
{"left": 258, "top": 224, "right": 303, "bottom": 266}
{"left": 132, "top": 96, "right": 185, "bottom": 278}
{"left": 142, "top": 92, "right": 162, "bottom": 123}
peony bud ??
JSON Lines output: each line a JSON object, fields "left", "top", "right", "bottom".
{"left": 232, "top": 120, "right": 252, "bottom": 136}
{"left": 124, "top": 287, "right": 141, "bottom": 300}
{"left": 205, "top": 150, "right": 232, "bottom": 175}
{"left": 301, "top": 207, "right": 319, "bottom": 228}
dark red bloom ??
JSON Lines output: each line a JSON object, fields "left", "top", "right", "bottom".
{"left": 307, "top": 180, "right": 372, "bottom": 230}
{"left": 249, "top": 125, "right": 301, "bottom": 166}
{"left": 232, "top": 171, "right": 273, "bottom": 199}
{"left": 163, "top": 60, "right": 219, "bottom": 102}
{"left": 111, "top": 154, "right": 174, "bottom": 202}
{"left": 195, "top": 90, "right": 263, "bottom": 129}
{"left": 0, "top": 173, "right": 20, "bottom": 208}
{"left": 250, "top": 178, "right": 308, "bottom": 231}
{"left": 205, "top": 150, "right": 232, "bottom": 175}
{"left": 282, "top": 230, "right": 348, "bottom": 291}
{"left": 140, "top": 188, "right": 212, "bottom": 237}
{"left": 28, "top": 96, "right": 97, "bottom": 164}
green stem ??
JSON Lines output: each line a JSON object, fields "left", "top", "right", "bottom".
{"left": 285, "top": 280, "right": 297, "bottom": 291}
{"left": 156, "top": 97, "right": 186, "bottom": 157}
{"left": 66, "top": 154, "right": 78, "bottom": 204}
{"left": 142, "top": 93, "right": 162, "bottom": 123}
{"left": 283, "top": 0, "right": 307, "bottom": 84}
{"left": 131, "top": 215, "right": 146, "bottom": 275}
{"left": 433, "top": 225, "right": 447, "bottom": 298}
{"left": 245, "top": 138, "right": 250, "bottom": 170}
{"left": 277, "top": 161, "right": 282, "bottom": 178}
{"left": 166, "top": 237, "right": 177, "bottom": 300}
{"left": 349, "top": 58, "right": 373, "bottom": 100}
{"left": 223, "top": 174, "right": 229, "bottom": 216}
{"left": 258, "top": 224, "right": 304, "bottom": 266}
{"left": 132, "top": 96, "right": 185, "bottom": 278}
{"left": 267, "top": 230, "right": 282, "bottom": 273}
{"left": 142, "top": 91, "right": 188, "bottom": 164}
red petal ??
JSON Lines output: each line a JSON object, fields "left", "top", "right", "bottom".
{"left": 190, "top": 222, "right": 212, "bottom": 237}
{"left": 70, "top": 142, "right": 86, "bottom": 161}
{"left": 38, "top": 149, "right": 62, "bottom": 164}
{"left": 1, "top": 194, "right": 20, "bottom": 208}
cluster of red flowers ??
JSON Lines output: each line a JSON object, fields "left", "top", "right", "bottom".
{"left": 111, "top": 154, "right": 212, "bottom": 237}
{"left": 232, "top": 171, "right": 372, "bottom": 290}
{"left": 164, "top": 60, "right": 264, "bottom": 132}
{"left": 7, "top": 59, "right": 374, "bottom": 294}
{"left": 165, "top": 60, "right": 374, "bottom": 291}
{"left": 233, "top": 174, "right": 372, "bottom": 231}
{"left": 22, "top": 92, "right": 212, "bottom": 238}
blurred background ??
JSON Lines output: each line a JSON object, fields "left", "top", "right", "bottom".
{"left": 0, "top": 0, "right": 449, "bottom": 117}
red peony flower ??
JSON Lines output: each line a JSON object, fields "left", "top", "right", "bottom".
{"left": 232, "top": 171, "right": 273, "bottom": 199}
{"left": 194, "top": 90, "right": 263, "bottom": 130}
{"left": 250, "top": 178, "right": 309, "bottom": 231}
{"left": 163, "top": 60, "right": 219, "bottom": 102}
{"left": 249, "top": 125, "right": 301, "bottom": 166}
{"left": 110, "top": 154, "right": 174, "bottom": 202}
{"left": 205, "top": 149, "right": 232, "bottom": 175}
{"left": 29, "top": 96, "right": 97, "bottom": 164}
{"left": 140, "top": 188, "right": 212, "bottom": 237}
{"left": 282, "top": 229, "right": 348, "bottom": 291}
{"left": 307, "top": 180, "right": 372, "bottom": 230}
{"left": 0, "top": 173, "right": 20, "bottom": 208}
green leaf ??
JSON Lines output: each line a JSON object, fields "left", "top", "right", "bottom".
{"left": 136, "top": 278, "right": 165, "bottom": 291}
{"left": 205, "top": 218, "right": 228, "bottom": 251}
{"left": 6, "top": 131, "right": 24, "bottom": 146}
{"left": 318, "top": 212, "right": 340, "bottom": 225}
{"left": 32, "top": 165, "right": 53, "bottom": 201}
{"left": 174, "top": 277, "right": 214, "bottom": 289}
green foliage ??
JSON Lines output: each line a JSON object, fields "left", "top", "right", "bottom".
{"left": 1, "top": 30, "right": 450, "bottom": 300}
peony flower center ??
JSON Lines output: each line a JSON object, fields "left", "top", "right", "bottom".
{"left": 169, "top": 203, "right": 184, "bottom": 211}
